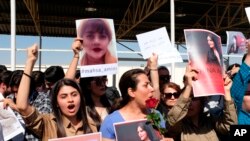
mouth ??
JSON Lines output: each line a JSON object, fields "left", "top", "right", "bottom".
{"left": 67, "top": 104, "right": 76, "bottom": 113}
{"left": 93, "top": 48, "right": 102, "bottom": 52}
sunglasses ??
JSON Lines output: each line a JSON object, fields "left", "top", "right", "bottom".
{"left": 91, "top": 77, "right": 108, "bottom": 86}
{"left": 163, "top": 92, "right": 180, "bottom": 99}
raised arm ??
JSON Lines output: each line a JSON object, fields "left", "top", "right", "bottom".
{"left": 65, "top": 38, "right": 82, "bottom": 79}
{"left": 215, "top": 74, "right": 237, "bottom": 133}
{"left": 16, "top": 44, "right": 38, "bottom": 116}
{"left": 147, "top": 53, "right": 160, "bottom": 100}
{"left": 167, "top": 64, "right": 198, "bottom": 126}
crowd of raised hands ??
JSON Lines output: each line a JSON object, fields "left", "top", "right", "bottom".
{"left": 1, "top": 39, "right": 250, "bottom": 141}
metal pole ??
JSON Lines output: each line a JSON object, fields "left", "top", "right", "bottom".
{"left": 39, "top": 36, "right": 42, "bottom": 71}
{"left": 10, "top": 0, "right": 16, "bottom": 71}
{"left": 170, "top": 0, "right": 175, "bottom": 82}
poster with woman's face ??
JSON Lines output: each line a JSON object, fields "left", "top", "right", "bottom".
{"left": 114, "top": 119, "right": 161, "bottom": 141}
{"left": 184, "top": 29, "right": 225, "bottom": 97}
{"left": 75, "top": 18, "right": 118, "bottom": 78}
{"left": 226, "top": 31, "right": 246, "bottom": 55}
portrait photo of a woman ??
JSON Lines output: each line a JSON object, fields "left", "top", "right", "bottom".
{"left": 76, "top": 18, "right": 118, "bottom": 66}
{"left": 226, "top": 31, "right": 246, "bottom": 55}
{"left": 206, "top": 33, "right": 222, "bottom": 66}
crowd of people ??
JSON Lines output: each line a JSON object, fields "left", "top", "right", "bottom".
{"left": 1, "top": 29, "right": 250, "bottom": 141}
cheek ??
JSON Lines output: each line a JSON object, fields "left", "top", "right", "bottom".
{"left": 102, "top": 40, "right": 110, "bottom": 47}
{"left": 57, "top": 98, "right": 65, "bottom": 108}
{"left": 243, "top": 96, "right": 250, "bottom": 105}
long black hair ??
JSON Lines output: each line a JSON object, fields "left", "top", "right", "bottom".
{"left": 50, "top": 78, "right": 93, "bottom": 137}
{"left": 80, "top": 76, "right": 111, "bottom": 131}
{"left": 118, "top": 69, "right": 146, "bottom": 108}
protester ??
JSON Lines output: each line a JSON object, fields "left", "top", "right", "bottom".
{"left": 167, "top": 64, "right": 237, "bottom": 140}
{"left": 230, "top": 39, "right": 250, "bottom": 124}
{"left": 100, "top": 68, "right": 166, "bottom": 141}
{"left": 15, "top": 44, "right": 97, "bottom": 141}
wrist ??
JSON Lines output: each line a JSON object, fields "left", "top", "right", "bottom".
{"left": 149, "top": 68, "right": 158, "bottom": 71}
{"left": 74, "top": 55, "right": 79, "bottom": 58}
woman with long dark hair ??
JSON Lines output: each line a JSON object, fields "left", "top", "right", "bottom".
{"left": 15, "top": 44, "right": 96, "bottom": 141}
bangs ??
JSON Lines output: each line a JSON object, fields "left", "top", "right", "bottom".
{"left": 80, "top": 19, "right": 112, "bottom": 40}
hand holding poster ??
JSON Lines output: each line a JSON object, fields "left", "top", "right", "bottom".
{"left": 184, "top": 29, "right": 225, "bottom": 97}
{"left": 136, "top": 27, "right": 183, "bottom": 65}
{"left": 75, "top": 18, "right": 118, "bottom": 77}
{"left": 226, "top": 31, "right": 246, "bottom": 54}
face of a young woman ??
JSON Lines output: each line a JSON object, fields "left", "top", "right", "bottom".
{"left": 57, "top": 85, "right": 81, "bottom": 118}
{"left": 137, "top": 126, "right": 148, "bottom": 141}
{"left": 207, "top": 36, "right": 214, "bottom": 48}
{"left": 134, "top": 74, "right": 154, "bottom": 108}
{"left": 162, "top": 87, "right": 179, "bottom": 107}
{"left": 83, "top": 32, "right": 110, "bottom": 60}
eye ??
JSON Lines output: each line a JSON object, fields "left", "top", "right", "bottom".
{"left": 60, "top": 94, "right": 67, "bottom": 99}
{"left": 86, "top": 34, "right": 94, "bottom": 39}
{"left": 72, "top": 92, "right": 79, "bottom": 97}
{"left": 99, "top": 34, "right": 108, "bottom": 39}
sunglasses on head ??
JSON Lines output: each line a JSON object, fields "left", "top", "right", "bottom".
{"left": 163, "top": 92, "right": 180, "bottom": 99}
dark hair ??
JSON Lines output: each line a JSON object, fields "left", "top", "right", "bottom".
{"left": 137, "top": 122, "right": 155, "bottom": 141}
{"left": 158, "top": 66, "right": 169, "bottom": 72}
{"left": 0, "top": 70, "right": 12, "bottom": 86}
{"left": 9, "top": 70, "right": 37, "bottom": 103}
{"left": 207, "top": 34, "right": 222, "bottom": 65}
{"left": 9, "top": 70, "right": 23, "bottom": 88}
{"left": 44, "top": 66, "right": 65, "bottom": 84}
{"left": 79, "top": 76, "right": 111, "bottom": 130}
{"left": 226, "top": 63, "right": 240, "bottom": 72}
{"left": 78, "top": 19, "right": 112, "bottom": 41}
{"left": 32, "top": 71, "right": 45, "bottom": 88}
{"left": 0, "top": 65, "right": 7, "bottom": 74}
{"left": 75, "top": 69, "right": 81, "bottom": 79}
{"left": 0, "top": 70, "right": 12, "bottom": 97}
{"left": 50, "top": 78, "right": 93, "bottom": 137}
{"left": 118, "top": 69, "right": 146, "bottom": 108}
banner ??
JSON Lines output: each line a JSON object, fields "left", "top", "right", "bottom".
{"left": 76, "top": 18, "right": 118, "bottom": 77}
{"left": 226, "top": 31, "right": 246, "bottom": 54}
{"left": 184, "top": 29, "right": 225, "bottom": 97}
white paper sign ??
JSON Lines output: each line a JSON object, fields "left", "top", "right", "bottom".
{"left": 80, "top": 63, "right": 118, "bottom": 78}
{"left": 136, "top": 27, "right": 183, "bottom": 65}
{"left": 245, "top": 7, "right": 250, "bottom": 23}
{"left": 0, "top": 95, "right": 24, "bottom": 141}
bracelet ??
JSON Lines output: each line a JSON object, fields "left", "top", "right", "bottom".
{"left": 23, "top": 72, "right": 32, "bottom": 79}
{"left": 150, "top": 69, "right": 158, "bottom": 71}
{"left": 74, "top": 56, "right": 79, "bottom": 58}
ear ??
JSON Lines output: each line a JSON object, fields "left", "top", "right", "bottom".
{"left": 127, "top": 88, "right": 136, "bottom": 98}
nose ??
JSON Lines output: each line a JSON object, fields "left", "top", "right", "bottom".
{"left": 149, "top": 84, "right": 154, "bottom": 97}
{"left": 93, "top": 36, "right": 100, "bottom": 43}
{"left": 67, "top": 95, "right": 74, "bottom": 102}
